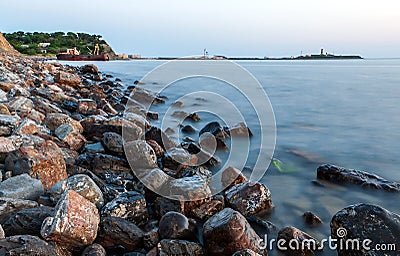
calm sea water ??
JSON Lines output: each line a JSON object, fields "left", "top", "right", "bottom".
{"left": 64, "top": 59, "right": 400, "bottom": 255}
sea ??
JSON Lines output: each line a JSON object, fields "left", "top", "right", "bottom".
{"left": 62, "top": 59, "right": 400, "bottom": 255}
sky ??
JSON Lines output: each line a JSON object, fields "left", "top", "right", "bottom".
{"left": 1, "top": 0, "right": 399, "bottom": 58}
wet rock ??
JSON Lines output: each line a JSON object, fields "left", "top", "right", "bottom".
{"left": 146, "top": 139, "right": 165, "bottom": 158}
{"left": 43, "top": 113, "right": 83, "bottom": 132}
{"left": 188, "top": 112, "right": 201, "bottom": 122}
{"left": 199, "top": 121, "right": 229, "bottom": 139}
{"left": 168, "top": 175, "right": 212, "bottom": 201}
{"left": 221, "top": 166, "right": 247, "bottom": 190}
{"left": 41, "top": 190, "right": 100, "bottom": 251}
{"left": 96, "top": 216, "right": 144, "bottom": 251}
{"left": 124, "top": 140, "right": 158, "bottom": 169}
{"left": 101, "top": 191, "right": 149, "bottom": 226}
{"left": 331, "top": 203, "right": 400, "bottom": 256}
{"left": 162, "top": 148, "right": 198, "bottom": 169}
{"left": 225, "top": 181, "right": 274, "bottom": 216}
{"left": 146, "top": 111, "right": 158, "bottom": 120}
{"left": 277, "top": 226, "right": 321, "bottom": 256}
{"left": 139, "top": 168, "right": 171, "bottom": 191}
{"left": 303, "top": 211, "right": 323, "bottom": 226}
{"left": 189, "top": 198, "right": 225, "bottom": 220}
{"left": 317, "top": 164, "right": 400, "bottom": 192}
{"left": 0, "top": 137, "right": 16, "bottom": 162}
{"left": 181, "top": 142, "right": 221, "bottom": 167}
{"left": 13, "top": 118, "right": 40, "bottom": 135}
{"left": 228, "top": 122, "right": 253, "bottom": 137}
{"left": 0, "top": 197, "right": 38, "bottom": 224}
{"left": 157, "top": 239, "right": 205, "bottom": 256}
{"left": 55, "top": 123, "right": 87, "bottom": 151}
{"left": 2, "top": 206, "right": 53, "bottom": 236}
{"left": 0, "top": 173, "right": 44, "bottom": 200}
{"left": 102, "top": 132, "right": 124, "bottom": 154}
{"left": 181, "top": 124, "right": 196, "bottom": 134}
{"left": 233, "top": 249, "right": 262, "bottom": 256}
{"left": 7, "top": 96, "right": 33, "bottom": 113}
{"left": 81, "top": 243, "right": 106, "bottom": 256}
{"left": 0, "top": 235, "right": 68, "bottom": 256}
{"left": 154, "top": 197, "right": 185, "bottom": 218}
{"left": 92, "top": 153, "right": 131, "bottom": 174}
{"left": 49, "top": 174, "right": 104, "bottom": 209}
{"left": 78, "top": 99, "right": 98, "bottom": 115}
{"left": 124, "top": 112, "right": 151, "bottom": 129}
{"left": 54, "top": 71, "right": 82, "bottom": 87}
{"left": 83, "top": 116, "right": 142, "bottom": 141}
{"left": 4, "top": 140, "right": 68, "bottom": 191}
{"left": 172, "top": 100, "right": 184, "bottom": 107}
{"left": 62, "top": 100, "right": 78, "bottom": 112}
{"left": 159, "top": 211, "right": 196, "bottom": 240}
{"left": 81, "top": 64, "right": 99, "bottom": 75}
{"left": 199, "top": 131, "right": 229, "bottom": 151}
{"left": 203, "top": 208, "right": 266, "bottom": 255}
{"left": 145, "top": 126, "right": 177, "bottom": 150}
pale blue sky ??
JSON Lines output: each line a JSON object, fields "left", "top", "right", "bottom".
{"left": 1, "top": 0, "right": 399, "bottom": 57}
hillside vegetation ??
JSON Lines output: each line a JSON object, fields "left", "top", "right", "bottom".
{"left": 4, "top": 31, "right": 106, "bottom": 56}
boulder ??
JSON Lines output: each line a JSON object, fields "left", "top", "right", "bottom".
{"left": 203, "top": 208, "right": 266, "bottom": 255}
{"left": 101, "top": 191, "right": 149, "bottom": 226}
{"left": 0, "top": 173, "right": 44, "bottom": 200}
{"left": 228, "top": 122, "right": 253, "bottom": 137}
{"left": 221, "top": 166, "right": 247, "bottom": 190}
{"left": 0, "top": 114, "right": 19, "bottom": 136}
{"left": 225, "top": 181, "right": 274, "bottom": 216}
{"left": 81, "top": 64, "right": 99, "bottom": 75}
{"left": 146, "top": 139, "right": 165, "bottom": 158}
{"left": 139, "top": 168, "right": 171, "bottom": 191}
{"left": 157, "top": 239, "right": 205, "bottom": 256}
{"left": 0, "top": 137, "right": 16, "bottom": 162}
{"left": 303, "top": 211, "right": 323, "bottom": 226}
{"left": 154, "top": 197, "right": 185, "bottom": 218}
{"left": 13, "top": 118, "right": 40, "bottom": 135}
{"left": 92, "top": 153, "right": 131, "bottom": 174}
{"left": 41, "top": 190, "right": 100, "bottom": 251}
{"left": 168, "top": 175, "right": 212, "bottom": 202}
{"left": 199, "top": 121, "right": 229, "bottom": 139}
{"left": 317, "top": 164, "right": 400, "bottom": 192}
{"left": 331, "top": 203, "right": 400, "bottom": 256}
{"left": 102, "top": 132, "right": 123, "bottom": 154}
{"left": 162, "top": 148, "right": 198, "bottom": 170}
{"left": 43, "top": 113, "right": 83, "bottom": 132}
{"left": 96, "top": 216, "right": 144, "bottom": 251}
{"left": 54, "top": 71, "right": 81, "bottom": 87}
{"left": 181, "top": 125, "right": 196, "bottom": 134}
{"left": 78, "top": 99, "right": 98, "bottom": 115}
{"left": 145, "top": 126, "right": 177, "bottom": 150}
{"left": 159, "top": 211, "right": 196, "bottom": 240}
{"left": 55, "top": 123, "right": 87, "bottom": 151}
{"left": 49, "top": 174, "right": 104, "bottom": 209}
{"left": 124, "top": 140, "right": 158, "bottom": 169}
{"left": 189, "top": 198, "right": 225, "bottom": 220}
{"left": 0, "top": 197, "right": 38, "bottom": 224}
{"left": 277, "top": 226, "right": 321, "bottom": 256}
{"left": 4, "top": 140, "right": 68, "bottom": 191}
{"left": 2, "top": 206, "right": 53, "bottom": 236}
{"left": 81, "top": 243, "right": 106, "bottom": 256}
{"left": 0, "top": 235, "right": 69, "bottom": 256}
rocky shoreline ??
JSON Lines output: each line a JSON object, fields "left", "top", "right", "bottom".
{"left": 0, "top": 52, "right": 399, "bottom": 256}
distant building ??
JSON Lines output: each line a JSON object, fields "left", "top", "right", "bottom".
{"left": 21, "top": 44, "right": 30, "bottom": 48}
{"left": 117, "top": 53, "right": 129, "bottom": 59}
{"left": 38, "top": 43, "right": 51, "bottom": 48}
{"left": 130, "top": 54, "right": 142, "bottom": 59}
